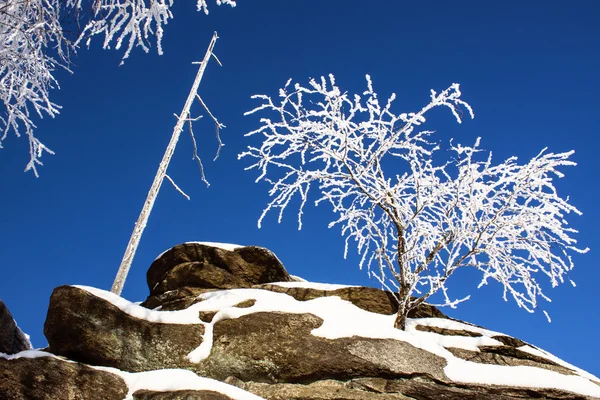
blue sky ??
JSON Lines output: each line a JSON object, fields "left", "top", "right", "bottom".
{"left": 1, "top": 0, "right": 599, "bottom": 377}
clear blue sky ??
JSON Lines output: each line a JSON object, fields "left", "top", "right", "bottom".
{"left": 1, "top": 0, "right": 599, "bottom": 377}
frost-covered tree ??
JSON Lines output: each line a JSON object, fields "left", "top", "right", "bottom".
{"left": 0, "top": 0, "right": 78, "bottom": 176}
{"left": 0, "top": 0, "right": 235, "bottom": 176}
{"left": 240, "top": 75, "right": 589, "bottom": 330}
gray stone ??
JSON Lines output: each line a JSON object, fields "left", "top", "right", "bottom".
{"left": 0, "top": 299, "right": 32, "bottom": 355}
{"left": 0, "top": 356, "right": 127, "bottom": 400}
{"left": 44, "top": 286, "right": 205, "bottom": 372}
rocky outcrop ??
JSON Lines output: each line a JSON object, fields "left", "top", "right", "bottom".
{"left": 147, "top": 243, "right": 293, "bottom": 295}
{"left": 196, "top": 312, "right": 447, "bottom": 383}
{"left": 0, "top": 299, "right": 32, "bottom": 355}
{"left": 239, "top": 378, "right": 592, "bottom": 400}
{"left": 44, "top": 285, "right": 205, "bottom": 371}
{"left": 5, "top": 242, "right": 600, "bottom": 399}
{"left": 0, "top": 355, "right": 127, "bottom": 400}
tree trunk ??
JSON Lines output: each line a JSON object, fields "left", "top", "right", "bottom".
{"left": 394, "top": 304, "right": 408, "bottom": 330}
{"left": 110, "top": 32, "right": 220, "bottom": 295}
{"left": 394, "top": 282, "right": 410, "bottom": 330}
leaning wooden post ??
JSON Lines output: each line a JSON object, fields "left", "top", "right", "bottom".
{"left": 110, "top": 32, "right": 219, "bottom": 295}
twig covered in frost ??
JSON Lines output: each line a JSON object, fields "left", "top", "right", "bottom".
{"left": 79, "top": 0, "right": 236, "bottom": 64}
{"left": 0, "top": 0, "right": 80, "bottom": 176}
{"left": 0, "top": 0, "right": 234, "bottom": 175}
{"left": 240, "top": 74, "right": 589, "bottom": 329}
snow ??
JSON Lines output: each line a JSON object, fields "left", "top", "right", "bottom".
{"left": 13, "top": 319, "right": 33, "bottom": 350}
{"left": 2, "top": 351, "right": 263, "bottom": 399}
{"left": 154, "top": 241, "right": 244, "bottom": 261}
{"left": 187, "top": 241, "right": 244, "bottom": 251}
{"left": 73, "top": 285, "right": 600, "bottom": 397}
{"left": 518, "top": 345, "right": 600, "bottom": 383}
{"left": 74, "top": 286, "right": 202, "bottom": 324}
{"left": 0, "top": 350, "right": 58, "bottom": 360}
{"left": 270, "top": 281, "right": 357, "bottom": 290}
{"left": 289, "top": 274, "right": 307, "bottom": 282}
{"left": 99, "top": 368, "right": 264, "bottom": 400}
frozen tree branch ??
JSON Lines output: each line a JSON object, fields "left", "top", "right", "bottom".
{"left": 0, "top": 0, "right": 80, "bottom": 176}
{"left": 240, "top": 74, "right": 588, "bottom": 329}
{"left": 187, "top": 115, "right": 209, "bottom": 187}
{"left": 165, "top": 173, "right": 190, "bottom": 200}
{"left": 196, "top": 94, "right": 225, "bottom": 160}
{"left": 1, "top": 0, "right": 234, "bottom": 176}
{"left": 79, "top": 0, "right": 236, "bottom": 64}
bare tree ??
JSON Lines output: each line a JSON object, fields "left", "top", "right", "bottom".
{"left": 0, "top": 0, "right": 236, "bottom": 175}
{"left": 111, "top": 31, "right": 224, "bottom": 295}
{"left": 240, "top": 74, "right": 589, "bottom": 329}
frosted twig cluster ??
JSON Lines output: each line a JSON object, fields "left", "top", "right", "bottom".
{"left": 0, "top": 0, "right": 234, "bottom": 175}
{"left": 79, "top": 0, "right": 236, "bottom": 64}
{"left": 240, "top": 74, "right": 588, "bottom": 329}
{"left": 0, "top": 0, "right": 80, "bottom": 176}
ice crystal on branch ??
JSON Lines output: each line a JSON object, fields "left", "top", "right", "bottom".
{"left": 240, "top": 74, "right": 588, "bottom": 329}
{"left": 1, "top": 0, "right": 234, "bottom": 175}
{"left": 0, "top": 0, "right": 80, "bottom": 176}
{"left": 80, "top": 0, "right": 236, "bottom": 63}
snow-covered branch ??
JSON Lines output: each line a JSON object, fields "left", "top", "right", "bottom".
{"left": 1, "top": 0, "right": 234, "bottom": 176}
{"left": 0, "top": 0, "right": 79, "bottom": 176}
{"left": 240, "top": 74, "right": 588, "bottom": 329}
{"left": 79, "top": 0, "right": 236, "bottom": 63}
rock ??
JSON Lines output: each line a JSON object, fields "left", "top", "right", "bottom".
{"left": 414, "top": 325, "right": 483, "bottom": 337}
{"left": 237, "top": 377, "right": 594, "bottom": 400}
{"left": 0, "top": 299, "right": 32, "bottom": 355}
{"left": 491, "top": 335, "right": 529, "bottom": 348}
{"left": 133, "top": 390, "right": 234, "bottom": 399}
{"left": 147, "top": 244, "right": 293, "bottom": 295}
{"left": 445, "top": 346, "right": 576, "bottom": 376}
{"left": 0, "top": 355, "right": 127, "bottom": 400}
{"left": 256, "top": 284, "right": 448, "bottom": 319}
{"left": 143, "top": 283, "right": 448, "bottom": 321}
{"left": 242, "top": 379, "right": 411, "bottom": 399}
{"left": 44, "top": 286, "right": 205, "bottom": 372}
{"left": 195, "top": 312, "right": 448, "bottom": 384}
{"left": 143, "top": 287, "right": 215, "bottom": 311}
{"left": 35, "top": 244, "right": 600, "bottom": 400}
{"left": 378, "top": 377, "right": 590, "bottom": 400}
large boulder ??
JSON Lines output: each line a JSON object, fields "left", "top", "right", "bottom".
{"left": 0, "top": 299, "right": 32, "bottom": 355}
{"left": 44, "top": 286, "right": 205, "bottom": 371}
{"left": 0, "top": 355, "right": 127, "bottom": 400}
{"left": 147, "top": 243, "right": 293, "bottom": 295}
